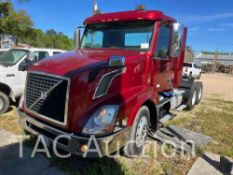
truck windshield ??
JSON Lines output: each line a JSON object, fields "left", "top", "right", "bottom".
{"left": 81, "top": 21, "right": 155, "bottom": 50}
{"left": 0, "top": 49, "right": 28, "bottom": 66}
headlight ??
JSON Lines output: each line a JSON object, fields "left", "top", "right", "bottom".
{"left": 19, "top": 94, "right": 24, "bottom": 109}
{"left": 82, "top": 105, "right": 119, "bottom": 135}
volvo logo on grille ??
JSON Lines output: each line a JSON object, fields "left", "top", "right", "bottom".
{"left": 28, "top": 79, "right": 63, "bottom": 110}
{"left": 40, "top": 91, "right": 48, "bottom": 100}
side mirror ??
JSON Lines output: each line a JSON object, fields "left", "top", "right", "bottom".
{"left": 74, "top": 28, "right": 81, "bottom": 49}
{"left": 109, "top": 56, "right": 125, "bottom": 67}
{"left": 18, "top": 54, "right": 35, "bottom": 71}
{"left": 26, "top": 52, "right": 35, "bottom": 62}
{"left": 18, "top": 63, "right": 27, "bottom": 71}
{"left": 170, "top": 22, "right": 184, "bottom": 58}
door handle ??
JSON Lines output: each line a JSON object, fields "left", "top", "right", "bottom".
{"left": 6, "top": 74, "right": 15, "bottom": 77}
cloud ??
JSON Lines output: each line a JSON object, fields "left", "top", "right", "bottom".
{"left": 177, "top": 12, "right": 233, "bottom": 24}
{"left": 206, "top": 27, "right": 227, "bottom": 32}
{"left": 189, "top": 27, "right": 200, "bottom": 32}
{"left": 222, "top": 23, "right": 233, "bottom": 28}
{"left": 188, "top": 27, "right": 201, "bottom": 35}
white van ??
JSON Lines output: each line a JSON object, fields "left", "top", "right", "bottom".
{"left": 0, "top": 47, "right": 66, "bottom": 114}
{"left": 0, "top": 48, "right": 10, "bottom": 57}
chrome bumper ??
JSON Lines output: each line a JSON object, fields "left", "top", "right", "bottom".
{"left": 17, "top": 109, "right": 130, "bottom": 157}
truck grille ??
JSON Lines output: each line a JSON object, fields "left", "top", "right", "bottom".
{"left": 25, "top": 72, "right": 70, "bottom": 125}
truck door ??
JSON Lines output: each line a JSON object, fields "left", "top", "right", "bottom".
{"left": 152, "top": 23, "right": 174, "bottom": 92}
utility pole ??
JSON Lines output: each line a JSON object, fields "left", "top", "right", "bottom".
{"left": 93, "top": 0, "right": 98, "bottom": 15}
{"left": 213, "top": 47, "right": 219, "bottom": 72}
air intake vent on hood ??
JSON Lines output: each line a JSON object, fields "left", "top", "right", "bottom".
{"left": 93, "top": 68, "right": 125, "bottom": 99}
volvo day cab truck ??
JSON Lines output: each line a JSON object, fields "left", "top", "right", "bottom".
{"left": 18, "top": 10, "right": 203, "bottom": 157}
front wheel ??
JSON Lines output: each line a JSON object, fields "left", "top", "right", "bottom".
{"left": 0, "top": 91, "right": 10, "bottom": 114}
{"left": 122, "top": 106, "right": 150, "bottom": 158}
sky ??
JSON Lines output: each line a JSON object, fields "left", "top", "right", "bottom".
{"left": 13, "top": 0, "right": 233, "bottom": 53}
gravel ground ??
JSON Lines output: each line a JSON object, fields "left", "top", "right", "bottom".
{"left": 201, "top": 73, "right": 233, "bottom": 101}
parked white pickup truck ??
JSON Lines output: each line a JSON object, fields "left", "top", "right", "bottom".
{"left": 0, "top": 47, "right": 66, "bottom": 114}
{"left": 183, "top": 63, "right": 202, "bottom": 79}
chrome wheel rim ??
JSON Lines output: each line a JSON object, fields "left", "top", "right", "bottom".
{"left": 135, "top": 116, "right": 148, "bottom": 147}
{"left": 192, "top": 90, "right": 197, "bottom": 106}
{"left": 0, "top": 98, "right": 4, "bottom": 111}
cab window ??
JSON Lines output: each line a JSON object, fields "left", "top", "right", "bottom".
{"left": 53, "top": 51, "right": 62, "bottom": 55}
{"left": 194, "top": 64, "right": 199, "bottom": 69}
{"left": 33, "top": 51, "right": 49, "bottom": 60}
{"left": 154, "top": 25, "right": 171, "bottom": 58}
{"left": 184, "top": 63, "right": 192, "bottom": 67}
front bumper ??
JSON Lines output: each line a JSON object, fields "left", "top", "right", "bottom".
{"left": 17, "top": 109, "right": 130, "bottom": 157}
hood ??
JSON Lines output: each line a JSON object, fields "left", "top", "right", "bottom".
{"left": 29, "top": 49, "right": 143, "bottom": 76}
{"left": 26, "top": 48, "right": 149, "bottom": 132}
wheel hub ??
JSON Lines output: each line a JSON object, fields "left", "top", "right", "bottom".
{"left": 135, "top": 116, "right": 148, "bottom": 147}
{"left": 0, "top": 98, "right": 4, "bottom": 111}
{"left": 192, "top": 90, "right": 197, "bottom": 106}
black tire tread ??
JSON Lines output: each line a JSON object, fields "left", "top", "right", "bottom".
{"left": 0, "top": 91, "right": 10, "bottom": 114}
{"left": 122, "top": 106, "right": 150, "bottom": 158}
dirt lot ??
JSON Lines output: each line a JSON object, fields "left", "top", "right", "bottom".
{"left": 201, "top": 73, "right": 233, "bottom": 101}
{"left": 0, "top": 73, "right": 233, "bottom": 175}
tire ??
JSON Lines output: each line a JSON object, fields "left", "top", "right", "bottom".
{"left": 186, "top": 84, "right": 198, "bottom": 110}
{"left": 122, "top": 106, "right": 150, "bottom": 158}
{"left": 195, "top": 81, "right": 203, "bottom": 105}
{"left": 188, "top": 72, "right": 193, "bottom": 80}
{"left": 198, "top": 73, "right": 202, "bottom": 79}
{"left": 0, "top": 91, "right": 10, "bottom": 114}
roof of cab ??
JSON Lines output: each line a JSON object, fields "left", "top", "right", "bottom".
{"left": 84, "top": 10, "right": 176, "bottom": 25}
{"left": 12, "top": 47, "right": 66, "bottom": 52}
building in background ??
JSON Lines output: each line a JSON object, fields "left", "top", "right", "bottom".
{"left": 185, "top": 46, "right": 194, "bottom": 63}
{"left": 195, "top": 53, "right": 233, "bottom": 66}
{"left": 0, "top": 34, "right": 16, "bottom": 48}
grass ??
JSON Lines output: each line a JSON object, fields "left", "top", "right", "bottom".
{"left": 0, "top": 107, "right": 24, "bottom": 135}
{"left": 168, "top": 98, "right": 233, "bottom": 158}
{"left": 0, "top": 97, "right": 232, "bottom": 175}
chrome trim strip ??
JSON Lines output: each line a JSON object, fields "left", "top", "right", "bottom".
{"left": 93, "top": 67, "right": 126, "bottom": 100}
{"left": 25, "top": 71, "right": 71, "bottom": 126}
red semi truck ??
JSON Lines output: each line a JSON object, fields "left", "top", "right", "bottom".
{"left": 17, "top": 10, "right": 203, "bottom": 157}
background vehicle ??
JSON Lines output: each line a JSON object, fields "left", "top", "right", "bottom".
{"left": 183, "top": 63, "right": 202, "bottom": 79}
{"left": 0, "top": 48, "right": 10, "bottom": 57}
{"left": 18, "top": 10, "right": 203, "bottom": 157}
{"left": 0, "top": 47, "right": 66, "bottom": 114}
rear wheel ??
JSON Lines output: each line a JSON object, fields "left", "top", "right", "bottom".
{"left": 186, "top": 84, "right": 198, "bottom": 110}
{"left": 0, "top": 91, "right": 10, "bottom": 114}
{"left": 122, "top": 106, "right": 150, "bottom": 158}
{"left": 198, "top": 73, "right": 202, "bottom": 79}
{"left": 195, "top": 81, "right": 203, "bottom": 105}
{"left": 188, "top": 72, "right": 193, "bottom": 80}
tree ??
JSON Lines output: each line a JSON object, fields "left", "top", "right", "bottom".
{"left": 0, "top": 2, "right": 33, "bottom": 38}
{"left": 1, "top": 2, "right": 73, "bottom": 50}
